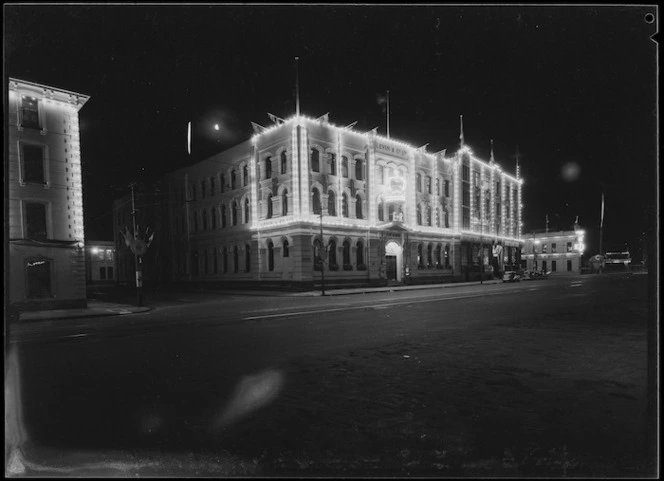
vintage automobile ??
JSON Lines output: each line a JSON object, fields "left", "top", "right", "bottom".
{"left": 521, "top": 270, "right": 532, "bottom": 281}
{"left": 502, "top": 271, "right": 521, "bottom": 283}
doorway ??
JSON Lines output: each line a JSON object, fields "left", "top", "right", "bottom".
{"left": 385, "top": 241, "right": 403, "bottom": 282}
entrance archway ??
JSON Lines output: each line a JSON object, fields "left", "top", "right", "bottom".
{"left": 385, "top": 240, "right": 403, "bottom": 282}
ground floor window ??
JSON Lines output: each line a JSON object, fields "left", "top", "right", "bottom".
{"left": 551, "top": 260, "right": 557, "bottom": 272}
{"left": 26, "top": 258, "right": 52, "bottom": 298}
{"left": 567, "top": 260, "right": 572, "bottom": 271}
{"left": 107, "top": 266, "right": 114, "bottom": 279}
{"left": 100, "top": 267, "right": 107, "bottom": 280}
{"left": 542, "top": 260, "right": 547, "bottom": 272}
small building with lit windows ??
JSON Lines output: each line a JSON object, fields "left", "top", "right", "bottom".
{"left": 7, "top": 78, "right": 90, "bottom": 310}
{"left": 85, "top": 240, "right": 116, "bottom": 284}
{"left": 131, "top": 112, "right": 525, "bottom": 289}
{"left": 521, "top": 227, "right": 586, "bottom": 274}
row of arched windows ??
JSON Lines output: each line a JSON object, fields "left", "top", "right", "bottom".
{"left": 262, "top": 151, "right": 289, "bottom": 179}
{"left": 414, "top": 173, "right": 451, "bottom": 196}
{"left": 264, "top": 190, "right": 289, "bottom": 219}
{"left": 189, "top": 199, "right": 250, "bottom": 233}
{"left": 311, "top": 189, "right": 363, "bottom": 218}
{"left": 191, "top": 244, "right": 251, "bottom": 276}
{"left": 311, "top": 149, "right": 364, "bottom": 180}
{"left": 416, "top": 243, "right": 452, "bottom": 269}
{"left": 313, "top": 238, "right": 366, "bottom": 270}
{"left": 266, "top": 239, "right": 290, "bottom": 271}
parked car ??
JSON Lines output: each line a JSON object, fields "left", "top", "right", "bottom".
{"left": 521, "top": 270, "right": 532, "bottom": 281}
{"left": 502, "top": 271, "right": 521, "bottom": 282}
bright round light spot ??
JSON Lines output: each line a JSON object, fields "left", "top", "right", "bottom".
{"left": 214, "top": 124, "right": 220, "bottom": 131}
{"left": 561, "top": 161, "right": 581, "bottom": 182}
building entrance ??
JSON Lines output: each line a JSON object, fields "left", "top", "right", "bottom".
{"left": 384, "top": 241, "right": 403, "bottom": 283}
{"left": 386, "top": 255, "right": 397, "bottom": 280}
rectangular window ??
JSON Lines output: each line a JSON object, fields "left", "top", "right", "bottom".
{"left": 106, "top": 249, "right": 113, "bottom": 261}
{"left": 551, "top": 260, "right": 557, "bottom": 272}
{"left": 21, "top": 97, "right": 40, "bottom": 129}
{"left": 25, "top": 202, "right": 47, "bottom": 240}
{"left": 21, "top": 144, "right": 45, "bottom": 184}
{"left": 107, "top": 266, "right": 114, "bottom": 279}
{"left": 567, "top": 242, "right": 573, "bottom": 253}
{"left": 551, "top": 243, "right": 557, "bottom": 253}
{"left": 26, "top": 258, "right": 51, "bottom": 298}
{"left": 100, "top": 267, "right": 107, "bottom": 280}
{"left": 567, "top": 260, "right": 572, "bottom": 271}
{"left": 462, "top": 164, "right": 470, "bottom": 182}
{"left": 542, "top": 244, "right": 548, "bottom": 254}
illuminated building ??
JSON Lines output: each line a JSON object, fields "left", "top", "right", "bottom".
{"left": 121, "top": 113, "right": 524, "bottom": 288}
{"left": 7, "top": 78, "right": 90, "bottom": 309}
{"left": 521, "top": 227, "right": 585, "bottom": 274}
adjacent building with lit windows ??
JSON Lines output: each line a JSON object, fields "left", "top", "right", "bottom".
{"left": 521, "top": 227, "right": 586, "bottom": 274}
{"left": 117, "top": 113, "right": 525, "bottom": 288}
{"left": 8, "top": 78, "right": 90, "bottom": 310}
{"left": 85, "top": 240, "right": 116, "bottom": 284}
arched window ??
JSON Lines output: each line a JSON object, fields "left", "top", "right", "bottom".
{"left": 388, "top": 204, "right": 395, "bottom": 222}
{"left": 378, "top": 199, "right": 384, "bottom": 221}
{"left": 222, "top": 247, "right": 228, "bottom": 273}
{"left": 203, "top": 249, "right": 209, "bottom": 274}
{"left": 267, "top": 241, "right": 274, "bottom": 271}
{"left": 329, "top": 153, "right": 336, "bottom": 175}
{"left": 343, "top": 240, "right": 351, "bottom": 266}
{"left": 416, "top": 204, "right": 422, "bottom": 225}
{"left": 245, "top": 244, "right": 251, "bottom": 272}
{"left": 342, "top": 156, "right": 349, "bottom": 178}
{"left": 221, "top": 205, "right": 227, "bottom": 227}
{"left": 282, "top": 190, "right": 289, "bottom": 216}
{"left": 313, "top": 238, "right": 323, "bottom": 270}
{"left": 427, "top": 176, "right": 432, "bottom": 194}
{"left": 266, "top": 194, "right": 273, "bottom": 219}
{"left": 378, "top": 165, "right": 385, "bottom": 184}
{"left": 244, "top": 198, "right": 250, "bottom": 223}
{"left": 243, "top": 165, "right": 248, "bottom": 186}
{"left": 211, "top": 207, "right": 217, "bottom": 230}
{"left": 427, "top": 244, "right": 433, "bottom": 267}
{"left": 213, "top": 248, "right": 218, "bottom": 274}
{"left": 444, "top": 244, "right": 451, "bottom": 267}
{"left": 417, "top": 244, "right": 424, "bottom": 268}
{"left": 201, "top": 180, "right": 206, "bottom": 199}
{"left": 445, "top": 210, "right": 450, "bottom": 228}
{"left": 328, "top": 240, "right": 337, "bottom": 267}
{"left": 233, "top": 246, "right": 239, "bottom": 273}
{"left": 436, "top": 244, "right": 442, "bottom": 266}
{"left": 311, "top": 148, "right": 320, "bottom": 172}
{"left": 356, "top": 241, "right": 364, "bottom": 266}
{"left": 355, "top": 194, "right": 363, "bottom": 219}
{"left": 191, "top": 183, "right": 197, "bottom": 201}
{"left": 281, "top": 151, "right": 287, "bottom": 174}
{"left": 312, "top": 189, "right": 321, "bottom": 215}
{"left": 220, "top": 174, "right": 226, "bottom": 193}
{"left": 436, "top": 178, "right": 440, "bottom": 196}
{"left": 265, "top": 156, "right": 272, "bottom": 179}
{"left": 202, "top": 208, "right": 208, "bottom": 231}
{"left": 210, "top": 177, "right": 215, "bottom": 196}
{"left": 342, "top": 193, "right": 349, "bottom": 217}
{"left": 416, "top": 173, "right": 422, "bottom": 192}
{"left": 283, "top": 239, "right": 289, "bottom": 258}
{"left": 355, "top": 158, "right": 363, "bottom": 180}
{"left": 328, "top": 190, "right": 336, "bottom": 216}
{"left": 426, "top": 206, "right": 432, "bottom": 226}
{"left": 232, "top": 202, "right": 238, "bottom": 226}
{"left": 231, "top": 170, "right": 237, "bottom": 190}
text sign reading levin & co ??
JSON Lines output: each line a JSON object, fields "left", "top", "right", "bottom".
{"left": 376, "top": 141, "right": 409, "bottom": 158}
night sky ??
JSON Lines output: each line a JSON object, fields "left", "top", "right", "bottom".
{"left": 5, "top": 5, "right": 658, "bottom": 259}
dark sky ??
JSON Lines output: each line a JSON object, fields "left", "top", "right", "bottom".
{"left": 5, "top": 5, "right": 658, "bottom": 258}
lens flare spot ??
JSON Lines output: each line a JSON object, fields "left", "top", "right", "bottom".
{"left": 561, "top": 161, "right": 581, "bottom": 182}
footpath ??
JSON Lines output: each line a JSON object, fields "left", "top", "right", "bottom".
{"left": 15, "top": 279, "right": 503, "bottom": 323}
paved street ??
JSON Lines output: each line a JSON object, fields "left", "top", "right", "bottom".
{"left": 7, "top": 273, "right": 655, "bottom": 477}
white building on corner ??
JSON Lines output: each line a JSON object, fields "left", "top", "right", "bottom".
{"left": 8, "top": 78, "right": 90, "bottom": 310}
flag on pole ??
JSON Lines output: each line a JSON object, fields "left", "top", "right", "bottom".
{"left": 459, "top": 115, "right": 465, "bottom": 147}
{"left": 600, "top": 192, "right": 605, "bottom": 228}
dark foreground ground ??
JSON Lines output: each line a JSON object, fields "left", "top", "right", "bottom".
{"left": 6, "top": 273, "right": 657, "bottom": 477}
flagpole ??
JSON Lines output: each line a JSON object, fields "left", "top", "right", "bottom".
{"left": 386, "top": 90, "right": 390, "bottom": 139}
{"left": 130, "top": 182, "right": 143, "bottom": 307}
{"left": 599, "top": 191, "right": 604, "bottom": 257}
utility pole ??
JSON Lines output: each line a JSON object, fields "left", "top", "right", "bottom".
{"left": 130, "top": 182, "right": 143, "bottom": 307}
{"left": 319, "top": 211, "right": 325, "bottom": 296}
